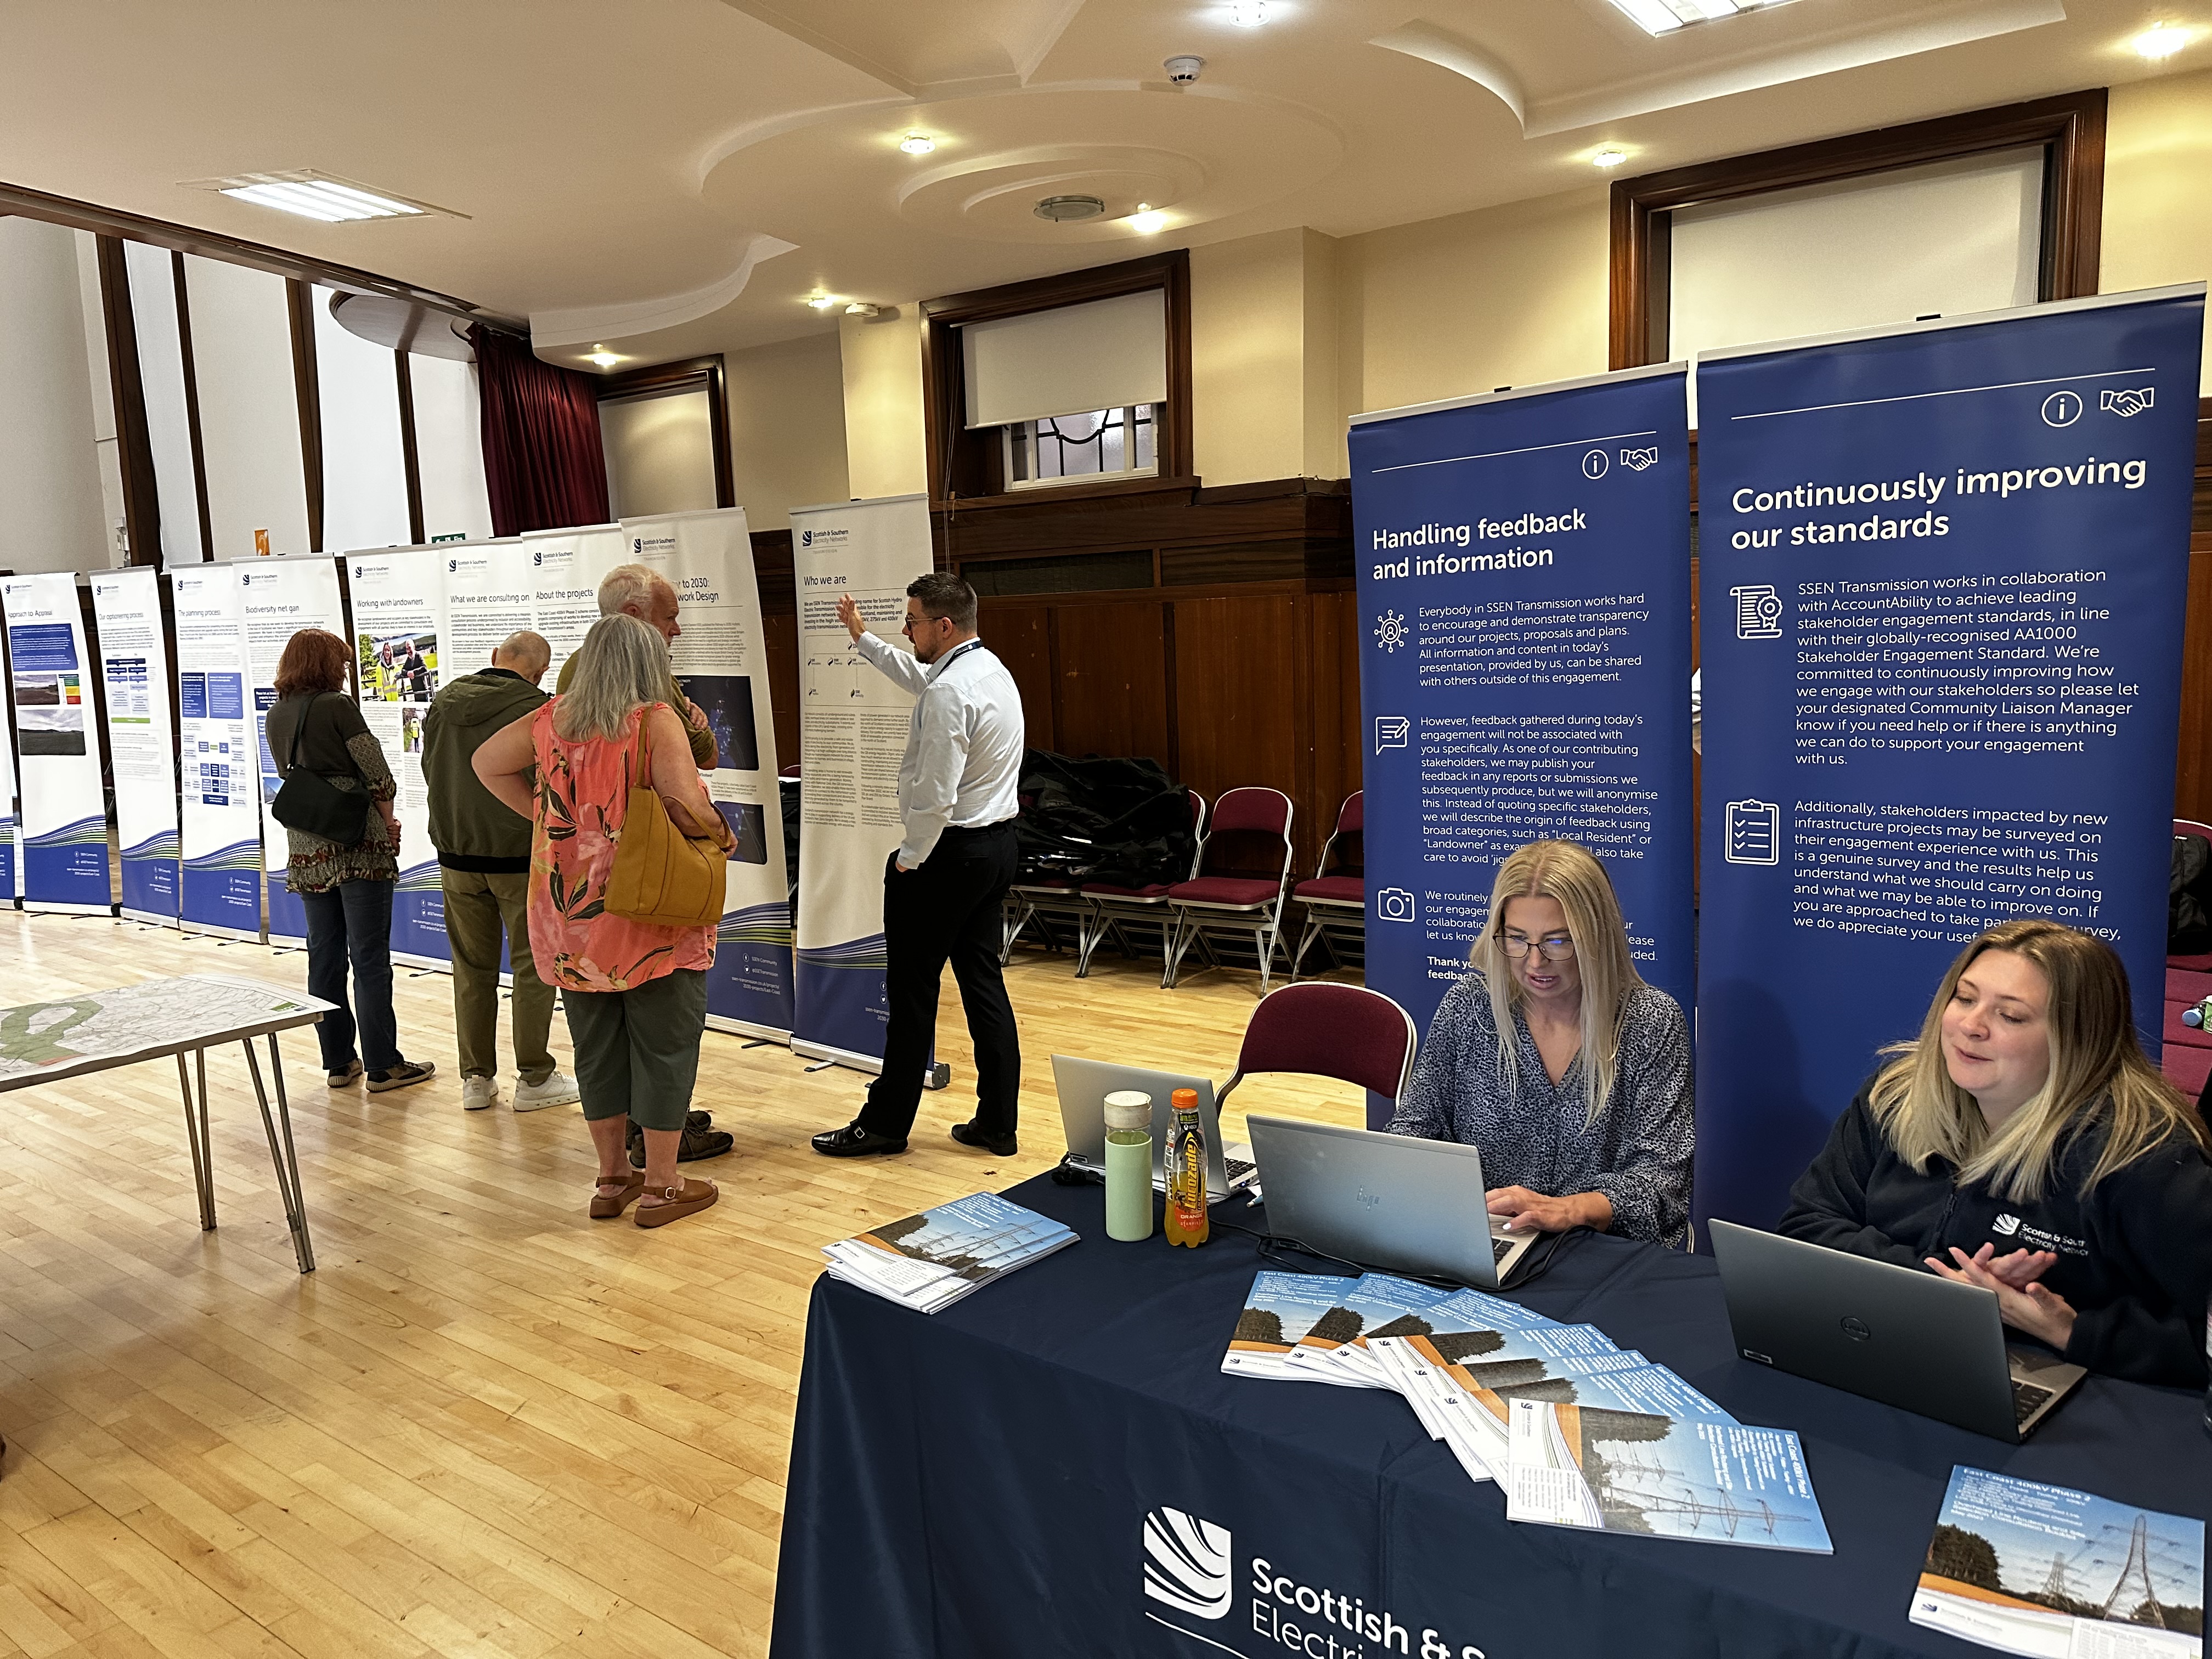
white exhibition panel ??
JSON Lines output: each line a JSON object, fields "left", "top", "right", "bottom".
{"left": 92, "top": 567, "right": 181, "bottom": 924}
{"left": 523, "top": 522, "right": 627, "bottom": 684}
{"left": 409, "top": 353, "right": 494, "bottom": 542}
{"left": 1672, "top": 149, "right": 2045, "bottom": 421}
{"left": 601, "top": 386, "right": 718, "bottom": 518}
{"left": 962, "top": 289, "right": 1167, "bottom": 428}
{"left": 183, "top": 256, "right": 312, "bottom": 561}
{"left": 1, "top": 571, "right": 111, "bottom": 912}
{"left": 312, "top": 285, "right": 413, "bottom": 552}
{"left": 237, "top": 556, "right": 345, "bottom": 946}
{"left": 124, "top": 243, "right": 204, "bottom": 563}
{"left": 0, "top": 218, "right": 111, "bottom": 574}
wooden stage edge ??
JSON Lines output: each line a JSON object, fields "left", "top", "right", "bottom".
{"left": 0, "top": 909, "right": 1365, "bottom": 1659}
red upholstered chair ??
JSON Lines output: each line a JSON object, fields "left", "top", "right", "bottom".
{"left": 1213, "top": 982, "right": 1419, "bottom": 1114}
{"left": 1290, "top": 791, "right": 1364, "bottom": 981}
{"left": 1075, "top": 790, "right": 1206, "bottom": 978}
{"left": 1163, "top": 787, "right": 1295, "bottom": 991}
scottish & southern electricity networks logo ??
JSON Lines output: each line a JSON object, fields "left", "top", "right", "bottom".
{"left": 1144, "top": 1508, "right": 1233, "bottom": 1619}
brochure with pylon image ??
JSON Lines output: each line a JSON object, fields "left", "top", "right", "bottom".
{"left": 1909, "top": 1466, "right": 2203, "bottom": 1658}
{"left": 1283, "top": 1273, "right": 1455, "bottom": 1388}
{"left": 1505, "top": 1398, "right": 1833, "bottom": 1553}
{"left": 1222, "top": 1272, "right": 1364, "bottom": 1379}
{"left": 822, "top": 1192, "right": 1077, "bottom": 1313}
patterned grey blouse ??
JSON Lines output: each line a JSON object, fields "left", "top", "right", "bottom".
{"left": 1387, "top": 969, "right": 1695, "bottom": 1248}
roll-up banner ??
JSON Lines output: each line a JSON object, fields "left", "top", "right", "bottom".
{"left": 0, "top": 678, "right": 15, "bottom": 902}
{"left": 524, "top": 522, "right": 625, "bottom": 682}
{"left": 626, "top": 507, "right": 795, "bottom": 1040}
{"left": 238, "top": 556, "right": 346, "bottom": 946}
{"left": 350, "top": 545, "right": 444, "bottom": 964}
{"left": 789, "top": 494, "right": 934, "bottom": 1071}
{"left": 1, "top": 573, "right": 112, "bottom": 913}
{"left": 91, "top": 568, "right": 180, "bottom": 925}
{"left": 1348, "top": 368, "right": 1696, "bottom": 1106}
{"left": 1696, "top": 285, "right": 2205, "bottom": 1228}
{"left": 171, "top": 564, "right": 262, "bottom": 939}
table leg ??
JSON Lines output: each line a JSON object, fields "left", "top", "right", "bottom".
{"left": 242, "top": 1035, "right": 317, "bottom": 1274}
{"left": 176, "top": 1049, "right": 216, "bottom": 1231}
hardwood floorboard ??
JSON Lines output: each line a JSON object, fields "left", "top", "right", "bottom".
{"left": 0, "top": 911, "right": 1367, "bottom": 1654}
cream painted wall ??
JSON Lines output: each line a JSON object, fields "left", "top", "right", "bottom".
{"left": 1189, "top": 228, "right": 1348, "bottom": 486}
{"left": 2102, "top": 67, "right": 2212, "bottom": 393}
{"left": 839, "top": 306, "right": 929, "bottom": 500}
{"left": 0, "top": 217, "right": 112, "bottom": 573}
{"left": 724, "top": 330, "right": 849, "bottom": 529}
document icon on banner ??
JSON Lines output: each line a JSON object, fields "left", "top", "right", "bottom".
{"left": 1375, "top": 715, "right": 1409, "bottom": 753}
{"left": 1731, "top": 585, "right": 1784, "bottom": 640}
{"left": 1724, "top": 800, "right": 1781, "bottom": 866}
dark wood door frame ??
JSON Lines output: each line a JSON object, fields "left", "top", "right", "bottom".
{"left": 1610, "top": 89, "right": 2108, "bottom": 370}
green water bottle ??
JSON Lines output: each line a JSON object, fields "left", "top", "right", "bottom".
{"left": 1103, "top": 1090, "right": 1154, "bottom": 1242}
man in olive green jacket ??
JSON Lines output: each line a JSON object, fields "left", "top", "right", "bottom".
{"left": 424, "top": 630, "right": 578, "bottom": 1113}
{"left": 553, "top": 563, "right": 718, "bottom": 769}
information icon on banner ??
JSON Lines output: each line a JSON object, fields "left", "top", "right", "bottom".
{"left": 1723, "top": 800, "right": 1782, "bottom": 866}
{"left": 1731, "top": 584, "right": 1785, "bottom": 640}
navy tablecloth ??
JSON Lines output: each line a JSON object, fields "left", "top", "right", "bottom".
{"left": 768, "top": 1174, "right": 2209, "bottom": 1659}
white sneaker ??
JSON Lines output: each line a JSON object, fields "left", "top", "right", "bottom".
{"left": 461, "top": 1075, "right": 498, "bottom": 1112}
{"left": 513, "top": 1071, "right": 581, "bottom": 1113}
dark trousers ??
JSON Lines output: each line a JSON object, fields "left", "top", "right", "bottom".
{"left": 859, "top": 822, "right": 1020, "bottom": 1141}
{"left": 301, "top": 879, "right": 399, "bottom": 1073}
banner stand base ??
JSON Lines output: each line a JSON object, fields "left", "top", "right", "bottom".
{"left": 182, "top": 922, "right": 263, "bottom": 944}
{"left": 121, "top": 909, "right": 182, "bottom": 929}
{"left": 25, "top": 901, "right": 117, "bottom": 917}
{"left": 791, "top": 1039, "right": 883, "bottom": 1076}
{"left": 707, "top": 1015, "right": 792, "bottom": 1045}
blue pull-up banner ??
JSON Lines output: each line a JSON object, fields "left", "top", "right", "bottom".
{"left": 1349, "top": 367, "right": 1695, "bottom": 1060}
{"left": 1696, "top": 286, "right": 2205, "bottom": 1229}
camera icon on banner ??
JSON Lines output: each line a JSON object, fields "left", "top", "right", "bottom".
{"left": 1376, "top": 887, "right": 1417, "bottom": 923}
{"left": 1375, "top": 714, "right": 1409, "bottom": 753}
{"left": 1731, "top": 584, "right": 1784, "bottom": 640}
{"left": 1724, "top": 800, "right": 1781, "bottom": 866}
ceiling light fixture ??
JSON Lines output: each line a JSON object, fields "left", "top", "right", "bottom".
{"left": 845, "top": 303, "right": 881, "bottom": 318}
{"left": 586, "top": 347, "right": 623, "bottom": 369}
{"left": 1231, "top": 0, "right": 1269, "bottom": 24}
{"left": 1604, "top": 0, "right": 1786, "bottom": 36}
{"left": 2135, "top": 21, "right": 2190, "bottom": 57}
{"left": 899, "top": 132, "right": 936, "bottom": 155}
{"left": 807, "top": 293, "right": 837, "bottom": 309}
{"left": 1035, "top": 194, "right": 1107, "bottom": 221}
{"left": 1128, "top": 205, "right": 1169, "bottom": 234}
{"left": 1592, "top": 147, "right": 1630, "bottom": 169}
{"left": 194, "top": 170, "right": 451, "bottom": 222}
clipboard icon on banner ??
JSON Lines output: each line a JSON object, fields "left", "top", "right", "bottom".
{"left": 1723, "top": 800, "right": 1781, "bottom": 866}
{"left": 1375, "top": 715, "right": 1409, "bottom": 753}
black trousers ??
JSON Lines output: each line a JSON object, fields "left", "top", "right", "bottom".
{"left": 859, "top": 821, "right": 1020, "bottom": 1141}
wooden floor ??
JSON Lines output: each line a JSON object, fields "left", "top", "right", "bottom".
{"left": 0, "top": 910, "right": 1366, "bottom": 1659}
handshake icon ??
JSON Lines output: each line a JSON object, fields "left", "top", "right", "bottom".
{"left": 2101, "top": 387, "right": 2155, "bottom": 418}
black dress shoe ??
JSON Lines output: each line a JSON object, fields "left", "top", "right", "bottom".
{"left": 811, "top": 1122, "right": 909, "bottom": 1158}
{"left": 628, "top": 1116, "right": 736, "bottom": 1168}
{"left": 949, "top": 1120, "right": 1018, "bottom": 1157}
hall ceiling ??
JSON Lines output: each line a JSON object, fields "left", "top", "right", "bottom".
{"left": 0, "top": 0, "right": 2197, "bottom": 369}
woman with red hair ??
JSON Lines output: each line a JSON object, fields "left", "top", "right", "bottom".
{"left": 266, "top": 628, "right": 435, "bottom": 1094}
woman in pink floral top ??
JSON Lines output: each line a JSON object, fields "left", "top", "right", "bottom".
{"left": 473, "top": 614, "right": 733, "bottom": 1227}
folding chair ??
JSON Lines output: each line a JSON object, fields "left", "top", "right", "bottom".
{"left": 1162, "top": 787, "right": 1294, "bottom": 992}
{"left": 1075, "top": 790, "right": 1205, "bottom": 978}
{"left": 1001, "top": 877, "right": 1090, "bottom": 964}
{"left": 1290, "top": 791, "right": 1363, "bottom": 981}
{"left": 1213, "top": 981, "right": 1419, "bottom": 1114}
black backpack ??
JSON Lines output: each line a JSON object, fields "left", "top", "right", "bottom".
{"left": 2169, "top": 833, "right": 2212, "bottom": 953}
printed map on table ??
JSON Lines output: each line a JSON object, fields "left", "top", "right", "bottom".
{"left": 0, "top": 976, "right": 330, "bottom": 1085}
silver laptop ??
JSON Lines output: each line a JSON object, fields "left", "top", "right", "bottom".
{"left": 1052, "top": 1056, "right": 1255, "bottom": 1200}
{"left": 1707, "top": 1220, "right": 2086, "bottom": 1441}
{"left": 1245, "top": 1115, "right": 1541, "bottom": 1289}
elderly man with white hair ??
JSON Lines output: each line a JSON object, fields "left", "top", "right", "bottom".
{"left": 554, "top": 564, "right": 717, "bottom": 769}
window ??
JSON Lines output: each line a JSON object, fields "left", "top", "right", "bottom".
{"left": 1004, "top": 404, "right": 1159, "bottom": 488}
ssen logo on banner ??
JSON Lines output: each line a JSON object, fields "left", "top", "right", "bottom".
{"left": 1139, "top": 1506, "right": 1496, "bottom": 1658}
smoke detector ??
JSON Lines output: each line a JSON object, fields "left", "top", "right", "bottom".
{"left": 1164, "top": 54, "right": 1206, "bottom": 83}
{"left": 1034, "top": 194, "right": 1108, "bottom": 222}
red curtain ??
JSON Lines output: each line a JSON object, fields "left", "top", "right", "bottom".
{"left": 470, "top": 325, "right": 611, "bottom": 535}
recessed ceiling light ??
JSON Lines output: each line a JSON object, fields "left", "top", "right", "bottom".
{"left": 807, "top": 293, "right": 837, "bottom": 309}
{"left": 845, "top": 303, "right": 881, "bottom": 318}
{"left": 1035, "top": 194, "right": 1108, "bottom": 222}
{"left": 586, "top": 348, "right": 623, "bottom": 369}
{"left": 1231, "top": 0, "right": 1269, "bottom": 24}
{"left": 1128, "top": 205, "right": 1170, "bottom": 234}
{"left": 1604, "top": 0, "right": 1790, "bottom": 36}
{"left": 1593, "top": 147, "right": 1630, "bottom": 169}
{"left": 2135, "top": 21, "right": 2190, "bottom": 57}
{"left": 188, "top": 170, "right": 457, "bottom": 222}
{"left": 899, "top": 132, "right": 936, "bottom": 155}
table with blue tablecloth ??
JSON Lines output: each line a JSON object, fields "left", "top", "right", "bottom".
{"left": 768, "top": 1173, "right": 2209, "bottom": 1659}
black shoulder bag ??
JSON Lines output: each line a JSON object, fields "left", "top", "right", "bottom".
{"left": 268, "top": 692, "right": 373, "bottom": 846}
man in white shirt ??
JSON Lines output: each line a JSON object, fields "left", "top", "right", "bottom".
{"left": 812, "top": 572, "right": 1027, "bottom": 1159}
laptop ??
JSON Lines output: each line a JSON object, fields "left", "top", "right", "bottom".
{"left": 1707, "top": 1220, "right": 2086, "bottom": 1441}
{"left": 1244, "top": 1115, "right": 1541, "bottom": 1289}
{"left": 1052, "top": 1056, "right": 1255, "bottom": 1200}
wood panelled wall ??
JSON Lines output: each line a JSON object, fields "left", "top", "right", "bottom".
{"left": 750, "top": 414, "right": 2212, "bottom": 853}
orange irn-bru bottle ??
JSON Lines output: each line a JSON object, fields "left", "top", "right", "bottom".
{"left": 1164, "top": 1087, "right": 1210, "bottom": 1248}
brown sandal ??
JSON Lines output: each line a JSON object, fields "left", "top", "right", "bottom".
{"left": 590, "top": 1172, "right": 647, "bottom": 1219}
{"left": 635, "top": 1176, "right": 718, "bottom": 1228}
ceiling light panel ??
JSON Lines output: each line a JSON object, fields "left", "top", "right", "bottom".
{"left": 1604, "top": 0, "right": 1793, "bottom": 36}
{"left": 190, "top": 170, "right": 459, "bottom": 222}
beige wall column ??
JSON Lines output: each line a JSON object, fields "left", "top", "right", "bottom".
{"left": 839, "top": 304, "right": 929, "bottom": 499}
{"left": 2103, "top": 67, "right": 2212, "bottom": 393}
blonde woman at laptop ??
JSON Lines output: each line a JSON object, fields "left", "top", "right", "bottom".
{"left": 1778, "top": 918, "right": 2212, "bottom": 1387}
{"left": 1387, "top": 839, "right": 1693, "bottom": 1248}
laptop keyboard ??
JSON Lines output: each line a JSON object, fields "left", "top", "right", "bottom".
{"left": 2011, "top": 1379, "right": 2053, "bottom": 1425}
{"left": 1491, "top": 1236, "right": 1513, "bottom": 1265}
{"left": 1226, "top": 1156, "right": 1255, "bottom": 1183}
